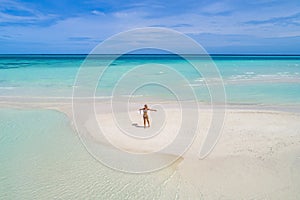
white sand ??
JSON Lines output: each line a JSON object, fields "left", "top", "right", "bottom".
{"left": 180, "top": 110, "right": 300, "bottom": 199}
{"left": 1, "top": 99, "right": 300, "bottom": 199}
{"left": 80, "top": 102, "right": 300, "bottom": 199}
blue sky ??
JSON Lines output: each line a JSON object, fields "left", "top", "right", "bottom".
{"left": 0, "top": 0, "right": 299, "bottom": 54}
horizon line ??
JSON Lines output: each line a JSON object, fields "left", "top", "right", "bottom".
{"left": 0, "top": 53, "right": 300, "bottom": 56}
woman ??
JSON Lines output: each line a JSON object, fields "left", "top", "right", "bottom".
{"left": 139, "top": 104, "right": 157, "bottom": 128}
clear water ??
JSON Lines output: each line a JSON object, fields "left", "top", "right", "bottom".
{"left": 0, "top": 108, "right": 195, "bottom": 199}
{"left": 0, "top": 55, "right": 299, "bottom": 198}
{"left": 0, "top": 54, "right": 299, "bottom": 105}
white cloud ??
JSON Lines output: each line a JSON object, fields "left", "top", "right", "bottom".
{"left": 199, "top": 2, "right": 233, "bottom": 15}
{"left": 0, "top": 0, "right": 299, "bottom": 53}
{"left": 91, "top": 10, "right": 105, "bottom": 16}
{"left": 0, "top": 0, "right": 56, "bottom": 23}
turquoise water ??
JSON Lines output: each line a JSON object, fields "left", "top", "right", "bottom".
{"left": 0, "top": 108, "right": 196, "bottom": 199}
{"left": 0, "top": 55, "right": 299, "bottom": 198}
{"left": 0, "top": 54, "right": 299, "bottom": 105}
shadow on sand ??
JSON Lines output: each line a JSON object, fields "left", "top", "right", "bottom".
{"left": 132, "top": 123, "right": 145, "bottom": 128}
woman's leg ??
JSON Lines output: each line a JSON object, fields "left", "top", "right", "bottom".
{"left": 146, "top": 117, "right": 150, "bottom": 127}
{"left": 143, "top": 117, "right": 146, "bottom": 128}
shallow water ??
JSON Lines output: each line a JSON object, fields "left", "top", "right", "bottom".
{"left": 0, "top": 54, "right": 299, "bottom": 105}
{"left": 0, "top": 108, "right": 201, "bottom": 199}
{"left": 0, "top": 54, "right": 300, "bottom": 198}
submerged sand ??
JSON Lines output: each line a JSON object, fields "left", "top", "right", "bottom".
{"left": 0, "top": 99, "right": 300, "bottom": 199}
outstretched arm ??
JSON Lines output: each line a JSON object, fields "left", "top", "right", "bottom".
{"left": 149, "top": 109, "right": 157, "bottom": 111}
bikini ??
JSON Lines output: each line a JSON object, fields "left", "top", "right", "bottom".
{"left": 143, "top": 109, "right": 148, "bottom": 118}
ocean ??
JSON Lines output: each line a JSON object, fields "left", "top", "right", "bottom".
{"left": 0, "top": 54, "right": 299, "bottom": 105}
{"left": 0, "top": 54, "right": 300, "bottom": 198}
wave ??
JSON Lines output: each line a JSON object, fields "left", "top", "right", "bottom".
{"left": 0, "top": 62, "right": 32, "bottom": 69}
{"left": 227, "top": 73, "right": 300, "bottom": 84}
{"left": 0, "top": 87, "right": 16, "bottom": 90}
